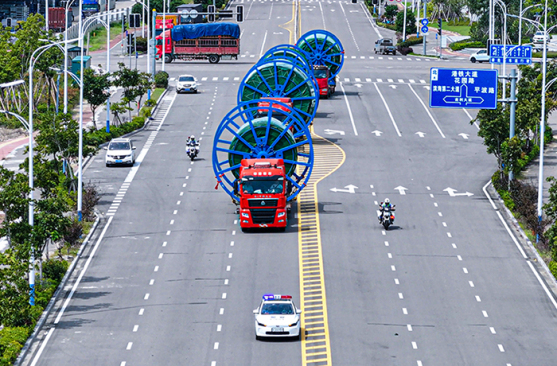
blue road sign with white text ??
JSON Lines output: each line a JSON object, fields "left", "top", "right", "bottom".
{"left": 421, "top": 18, "right": 429, "bottom": 26}
{"left": 429, "top": 68, "right": 498, "bottom": 109}
{"left": 489, "top": 44, "right": 532, "bottom": 65}
{"left": 421, "top": 26, "right": 429, "bottom": 34}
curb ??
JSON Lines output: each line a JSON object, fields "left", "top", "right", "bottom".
{"left": 14, "top": 214, "right": 102, "bottom": 366}
{"left": 483, "top": 180, "right": 557, "bottom": 293}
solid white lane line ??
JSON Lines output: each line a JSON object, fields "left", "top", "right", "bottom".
{"left": 359, "top": 1, "right": 382, "bottom": 38}
{"left": 139, "top": 309, "right": 144, "bottom": 315}
{"left": 319, "top": 1, "right": 326, "bottom": 29}
{"left": 409, "top": 83, "right": 446, "bottom": 137}
{"left": 527, "top": 261, "right": 557, "bottom": 310}
{"left": 374, "top": 83, "right": 401, "bottom": 136}
{"left": 259, "top": 30, "right": 268, "bottom": 57}
{"left": 30, "top": 329, "right": 55, "bottom": 366}
{"left": 339, "top": 82, "right": 359, "bottom": 136}
{"left": 463, "top": 108, "right": 479, "bottom": 129}
{"left": 133, "top": 325, "right": 139, "bottom": 332}
{"left": 496, "top": 210, "right": 527, "bottom": 259}
{"left": 339, "top": 1, "right": 359, "bottom": 51}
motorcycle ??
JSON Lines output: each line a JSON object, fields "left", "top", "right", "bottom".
{"left": 379, "top": 205, "right": 396, "bottom": 230}
{"left": 186, "top": 143, "right": 199, "bottom": 161}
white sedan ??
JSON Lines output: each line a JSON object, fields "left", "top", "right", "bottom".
{"left": 253, "top": 294, "right": 302, "bottom": 340}
{"left": 176, "top": 74, "right": 198, "bottom": 94}
{"left": 469, "top": 49, "right": 490, "bottom": 63}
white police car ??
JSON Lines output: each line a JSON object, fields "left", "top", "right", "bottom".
{"left": 253, "top": 294, "right": 302, "bottom": 340}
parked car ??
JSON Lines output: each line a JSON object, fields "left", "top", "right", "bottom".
{"left": 105, "top": 138, "right": 136, "bottom": 167}
{"left": 176, "top": 74, "right": 198, "bottom": 94}
{"left": 469, "top": 49, "right": 490, "bottom": 63}
{"left": 533, "top": 31, "right": 551, "bottom": 44}
{"left": 374, "top": 38, "right": 396, "bottom": 55}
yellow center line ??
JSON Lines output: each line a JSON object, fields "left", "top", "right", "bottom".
{"left": 298, "top": 134, "right": 346, "bottom": 366}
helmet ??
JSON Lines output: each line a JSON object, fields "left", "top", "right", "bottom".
{"left": 384, "top": 198, "right": 390, "bottom": 204}
{"left": 190, "top": 135, "right": 195, "bottom": 139}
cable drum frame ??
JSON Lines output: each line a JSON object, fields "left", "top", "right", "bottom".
{"left": 212, "top": 99, "right": 314, "bottom": 202}
{"left": 296, "top": 29, "right": 345, "bottom": 80}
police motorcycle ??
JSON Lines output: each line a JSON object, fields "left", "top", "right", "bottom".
{"left": 186, "top": 136, "right": 200, "bottom": 161}
{"left": 378, "top": 203, "right": 396, "bottom": 230}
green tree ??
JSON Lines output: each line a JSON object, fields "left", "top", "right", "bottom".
{"left": 395, "top": 8, "right": 416, "bottom": 37}
{"left": 384, "top": 5, "right": 398, "bottom": 20}
{"left": 112, "top": 63, "right": 152, "bottom": 121}
{"left": 501, "top": 136, "right": 523, "bottom": 178}
{"left": 83, "top": 68, "right": 111, "bottom": 127}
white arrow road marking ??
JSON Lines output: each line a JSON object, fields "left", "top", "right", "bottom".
{"left": 273, "top": 32, "right": 283, "bottom": 34}
{"left": 459, "top": 133, "right": 469, "bottom": 139}
{"left": 354, "top": 83, "right": 363, "bottom": 88}
{"left": 394, "top": 186, "right": 408, "bottom": 195}
{"left": 330, "top": 185, "right": 358, "bottom": 193}
{"left": 443, "top": 187, "right": 474, "bottom": 197}
{"left": 371, "top": 130, "right": 383, "bottom": 136}
{"left": 324, "top": 129, "right": 345, "bottom": 135}
{"left": 415, "top": 132, "right": 426, "bottom": 137}
{"left": 389, "top": 85, "right": 397, "bottom": 89}
{"left": 423, "top": 85, "right": 430, "bottom": 90}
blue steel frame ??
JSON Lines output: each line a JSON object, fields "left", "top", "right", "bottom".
{"left": 296, "top": 29, "right": 345, "bottom": 80}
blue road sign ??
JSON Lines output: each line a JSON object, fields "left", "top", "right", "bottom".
{"left": 429, "top": 68, "right": 498, "bottom": 109}
{"left": 489, "top": 44, "right": 532, "bottom": 65}
{"left": 421, "top": 18, "right": 429, "bottom": 26}
{"left": 421, "top": 25, "right": 429, "bottom": 34}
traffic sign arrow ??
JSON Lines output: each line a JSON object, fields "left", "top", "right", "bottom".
{"left": 354, "top": 83, "right": 363, "bottom": 88}
{"left": 371, "top": 130, "right": 383, "bottom": 136}
{"left": 459, "top": 133, "right": 469, "bottom": 139}
{"left": 394, "top": 186, "right": 408, "bottom": 195}
{"left": 443, "top": 187, "right": 474, "bottom": 197}
{"left": 415, "top": 131, "right": 426, "bottom": 137}
{"left": 330, "top": 185, "right": 358, "bottom": 193}
{"left": 389, "top": 85, "right": 397, "bottom": 89}
{"left": 442, "top": 84, "right": 485, "bottom": 105}
{"left": 324, "top": 129, "right": 345, "bottom": 135}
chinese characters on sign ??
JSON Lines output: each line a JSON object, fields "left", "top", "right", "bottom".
{"left": 489, "top": 45, "right": 532, "bottom": 65}
{"left": 430, "top": 68, "right": 498, "bottom": 109}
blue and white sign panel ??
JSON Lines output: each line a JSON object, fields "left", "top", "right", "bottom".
{"left": 489, "top": 44, "right": 532, "bottom": 65}
{"left": 429, "top": 68, "right": 498, "bottom": 109}
{"left": 421, "top": 18, "right": 429, "bottom": 26}
{"left": 421, "top": 26, "right": 429, "bottom": 34}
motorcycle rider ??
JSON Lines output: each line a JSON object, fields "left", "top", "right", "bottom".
{"left": 187, "top": 135, "right": 200, "bottom": 152}
{"left": 378, "top": 198, "right": 393, "bottom": 221}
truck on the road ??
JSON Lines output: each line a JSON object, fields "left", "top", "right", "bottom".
{"left": 48, "top": 7, "right": 73, "bottom": 31}
{"left": 374, "top": 38, "right": 396, "bottom": 55}
{"left": 313, "top": 65, "right": 335, "bottom": 98}
{"left": 82, "top": 0, "right": 116, "bottom": 18}
{"left": 234, "top": 159, "right": 291, "bottom": 231}
{"left": 155, "top": 22, "right": 240, "bottom": 64}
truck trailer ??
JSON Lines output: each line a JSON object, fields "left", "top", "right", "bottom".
{"left": 156, "top": 22, "right": 240, "bottom": 64}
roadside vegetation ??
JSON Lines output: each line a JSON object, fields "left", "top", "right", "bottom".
{"left": 0, "top": 15, "right": 163, "bottom": 364}
{"left": 86, "top": 22, "right": 123, "bottom": 52}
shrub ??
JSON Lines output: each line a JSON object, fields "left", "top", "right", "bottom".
{"left": 377, "top": 22, "right": 397, "bottom": 31}
{"left": 532, "top": 51, "right": 557, "bottom": 58}
{"left": 154, "top": 71, "right": 169, "bottom": 88}
{"left": 397, "top": 46, "right": 413, "bottom": 56}
{"left": 43, "top": 259, "right": 69, "bottom": 283}
{"left": 398, "top": 36, "right": 422, "bottom": 47}
{"left": 550, "top": 261, "right": 557, "bottom": 279}
{"left": 0, "top": 327, "right": 30, "bottom": 365}
{"left": 449, "top": 40, "right": 485, "bottom": 51}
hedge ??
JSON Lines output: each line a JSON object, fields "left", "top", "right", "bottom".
{"left": 377, "top": 22, "right": 397, "bottom": 31}
{"left": 449, "top": 40, "right": 485, "bottom": 51}
{"left": 398, "top": 36, "right": 423, "bottom": 47}
{"left": 532, "top": 51, "right": 557, "bottom": 58}
{"left": 85, "top": 116, "right": 146, "bottom": 147}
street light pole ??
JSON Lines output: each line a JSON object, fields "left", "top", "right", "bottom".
{"left": 537, "top": 0, "right": 549, "bottom": 226}
{"left": 518, "top": 4, "right": 542, "bottom": 46}
{"left": 63, "top": 0, "right": 75, "bottom": 115}
{"left": 106, "top": 11, "right": 111, "bottom": 133}
{"left": 162, "top": 0, "right": 166, "bottom": 71}
{"left": 494, "top": 0, "right": 507, "bottom": 101}
{"left": 78, "top": 0, "right": 84, "bottom": 222}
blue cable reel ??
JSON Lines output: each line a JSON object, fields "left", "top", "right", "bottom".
{"left": 212, "top": 99, "right": 314, "bottom": 202}
{"left": 296, "top": 29, "right": 345, "bottom": 80}
{"left": 237, "top": 59, "right": 319, "bottom": 126}
{"left": 261, "top": 44, "right": 314, "bottom": 75}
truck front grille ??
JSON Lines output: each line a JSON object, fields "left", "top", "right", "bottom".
{"left": 248, "top": 199, "right": 278, "bottom": 208}
{"left": 250, "top": 209, "right": 276, "bottom": 224}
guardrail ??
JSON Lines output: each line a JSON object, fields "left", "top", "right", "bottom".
{"left": 65, "top": 7, "right": 131, "bottom": 41}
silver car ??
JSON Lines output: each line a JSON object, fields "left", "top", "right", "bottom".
{"left": 105, "top": 138, "right": 136, "bottom": 167}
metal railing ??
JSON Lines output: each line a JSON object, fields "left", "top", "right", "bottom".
{"left": 65, "top": 7, "right": 131, "bottom": 40}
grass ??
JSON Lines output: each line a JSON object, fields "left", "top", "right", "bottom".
{"left": 428, "top": 24, "right": 471, "bottom": 36}
{"left": 85, "top": 23, "right": 124, "bottom": 52}
{"left": 150, "top": 88, "right": 165, "bottom": 103}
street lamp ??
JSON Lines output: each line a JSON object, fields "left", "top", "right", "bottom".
{"left": 494, "top": 0, "right": 508, "bottom": 101}
{"left": 518, "top": 4, "right": 542, "bottom": 45}
{"left": 63, "top": 0, "right": 75, "bottom": 115}
{"left": 134, "top": 0, "right": 151, "bottom": 75}
{"left": 537, "top": 0, "right": 549, "bottom": 228}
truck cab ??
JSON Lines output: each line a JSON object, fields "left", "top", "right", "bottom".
{"left": 155, "top": 28, "right": 174, "bottom": 63}
{"left": 313, "top": 65, "right": 335, "bottom": 98}
{"left": 256, "top": 97, "right": 293, "bottom": 122}
{"left": 234, "top": 159, "right": 291, "bottom": 231}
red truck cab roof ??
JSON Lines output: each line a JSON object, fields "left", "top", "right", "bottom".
{"left": 240, "top": 159, "right": 285, "bottom": 175}
{"left": 257, "top": 98, "right": 293, "bottom": 114}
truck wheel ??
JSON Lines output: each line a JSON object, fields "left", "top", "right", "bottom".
{"left": 164, "top": 54, "right": 172, "bottom": 64}
{"left": 209, "top": 55, "right": 220, "bottom": 64}
{"left": 393, "top": 50, "right": 396, "bottom": 55}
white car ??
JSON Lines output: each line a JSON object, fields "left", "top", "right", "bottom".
{"left": 105, "top": 138, "right": 136, "bottom": 167}
{"left": 533, "top": 31, "right": 551, "bottom": 44}
{"left": 469, "top": 49, "right": 490, "bottom": 63}
{"left": 253, "top": 294, "right": 302, "bottom": 340}
{"left": 176, "top": 74, "right": 198, "bottom": 94}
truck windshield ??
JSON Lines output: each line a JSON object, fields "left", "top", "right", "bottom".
{"left": 242, "top": 176, "right": 283, "bottom": 194}
{"left": 313, "top": 69, "right": 328, "bottom": 78}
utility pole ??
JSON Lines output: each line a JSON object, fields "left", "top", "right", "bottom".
{"left": 422, "top": 0, "right": 426, "bottom": 56}
{"left": 508, "top": 68, "right": 518, "bottom": 183}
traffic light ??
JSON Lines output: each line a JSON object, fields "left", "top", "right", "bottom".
{"left": 130, "top": 14, "right": 140, "bottom": 28}
{"left": 127, "top": 33, "right": 135, "bottom": 53}
{"left": 438, "top": 18, "right": 442, "bottom": 35}
{"left": 372, "top": 0, "right": 378, "bottom": 4}
{"left": 208, "top": 5, "right": 215, "bottom": 22}
{"left": 122, "top": 15, "right": 127, "bottom": 30}
{"left": 236, "top": 5, "right": 243, "bottom": 22}
{"left": 6, "top": 18, "right": 11, "bottom": 27}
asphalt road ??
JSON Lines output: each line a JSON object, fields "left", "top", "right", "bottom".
{"left": 21, "top": 1, "right": 557, "bottom": 365}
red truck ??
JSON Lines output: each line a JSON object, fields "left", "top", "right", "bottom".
{"left": 48, "top": 7, "right": 73, "bottom": 32}
{"left": 156, "top": 22, "right": 240, "bottom": 64}
{"left": 313, "top": 65, "right": 335, "bottom": 98}
{"left": 234, "top": 159, "right": 291, "bottom": 231}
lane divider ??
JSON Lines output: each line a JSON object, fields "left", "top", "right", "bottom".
{"left": 298, "top": 134, "right": 345, "bottom": 366}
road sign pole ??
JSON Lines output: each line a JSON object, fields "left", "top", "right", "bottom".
{"left": 509, "top": 68, "right": 517, "bottom": 182}
{"left": 422, "top": 0, "right": 426, "bottom": 56}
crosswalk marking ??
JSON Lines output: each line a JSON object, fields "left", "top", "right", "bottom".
{"left": 387, "top": 79, "right": 393, "bottom": 83}
{"left": 223, "top": 77, "right": 229, "bottom": 81}
{"left": 409, "top": 79, "right": 415, "bottom": 83}
{"left": 398, "top": 79, "right": 404, "bottom": 83}
{"left": 366, "top": 78, "right": 372, "bottom": 82}
{"left": 202, "top": 77, "right": 207, "bottom": 81}
{"left": 354, "top": 78, "right": 361, "bottom": 82}
{"left": 234, "top": 77, "right": 240, "bottom": 81}
{"left": 189, "top": 77, "right": 429, "bottom": 84}
{"left": 377, "top": 78, "right": 383, "bottom": 82}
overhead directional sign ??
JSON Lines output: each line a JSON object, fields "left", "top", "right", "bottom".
{"left": 429, "top": 68, "right": 498, "bottom": 109}
{"left": 489, "top": 44, "right": 532, "bottom": 65}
